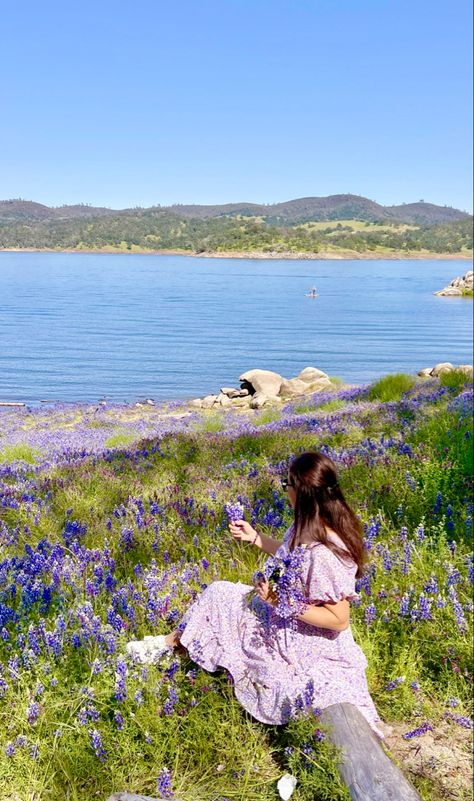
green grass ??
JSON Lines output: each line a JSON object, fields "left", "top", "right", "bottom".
{"left": 104, "top": 429, "right": 139, "bottom": 448}
{"left": 0, "top": 443, "right": 41, "bottom": 463}
{"left": 368, "top": 373, "right": 417, "bottom": 402}
{"left": 253, "top": 407, "right": 282, "bottom": 426}
{"left": 0, "top": 377, "right": 472, "bottom": 801}
{"left": 439, "top": 369, "right": 471, "bottom": 391}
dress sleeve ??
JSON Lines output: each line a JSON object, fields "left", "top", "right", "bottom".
{"left": 303, "top": 544, "right": 359, "bottom": 603}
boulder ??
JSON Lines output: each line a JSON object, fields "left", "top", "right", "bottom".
{"left": 220, "top": 387, "right": 241, "bottom": 398}
{"left": 217, "top": 393, "right": 231, "bottom": 407}
{"left": 201, "top": 394, "right": 218, "bottom": 409}
{"left": 239, "top": 369, "right": 284, "bottom": 397}
{"left": 279, "top": 378, "right": 308, "bottom": 398}
{"left": 230, "top": 396, "right": 252, "bottom": 407}
{"left": 304, "top": 377, "right": 333, "bottom": 392}
{"left": 298, "top": 367, "right": 329, "bottom": 383}
{"left": 249, "top": 391, "right": 280, "bottom": 409}
{"left": 434, "top": 270, "right": 474, "bottom": 295}
{"left": 189, "top": 398, "right": 203, "bottom": 408}
{"left": 458, "top": 364, "right": 474, "bottom": 376}
{"left": 431, "top": 362, "right": 454, "bottom": 377}
{"left": 418, "top": 368, "right": 433, "bottom": 378}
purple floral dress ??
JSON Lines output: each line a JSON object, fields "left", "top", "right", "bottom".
{"left": 180, "top": 525, "right": 382, "bottom": 734}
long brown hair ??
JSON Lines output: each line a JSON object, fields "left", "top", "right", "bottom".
{"left": 288, "top": 451, "right": 365, "bottom": 578}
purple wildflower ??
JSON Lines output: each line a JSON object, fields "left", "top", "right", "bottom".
{"left": 157, "top": 767, "right": 174, "bottom": 798}
{"left": 403, "top": 722, "right": 433, "bottom": 739}
{"left": 88, "top": 728, "right": 107, "bottom": 762}
{"left": 364, "top": 604, "right": 377, "bottom": 625}
{"left": 223, "top": 502, "right": 245, "bottom": 522}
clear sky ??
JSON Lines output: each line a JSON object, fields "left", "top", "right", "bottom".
{"left": 1, "top": 0, "right": 472, "bottom": 211}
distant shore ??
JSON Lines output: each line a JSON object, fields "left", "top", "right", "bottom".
{"left": 1, "top": 247, "right": 473, "bottom": 261}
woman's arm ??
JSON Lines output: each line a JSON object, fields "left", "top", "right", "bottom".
{"left": 229, "top": 520, "right": 281, "bottom": 555}
{"left": 255, "top": 580, "right": 350, "bottom": 632}
{"left": 296, "top": 599, "right": 350, "bottom": 632}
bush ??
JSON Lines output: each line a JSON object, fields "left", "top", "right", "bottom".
{"left": 439, "top": 369, "right": 471, "bottom": 391}
{"left": 368, "top": 373, "right": 417, "bottom": 402}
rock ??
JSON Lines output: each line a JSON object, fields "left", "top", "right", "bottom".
{"left": 279, "top": 378, "right": 308, "bottom": 398}
{"left": 239, "top": 369, "right": 284, "bottom": 397}
{"left": 189, "top": 398, "right": 203, "bottom": 408}
{"left": 458, "top": 364, "right": 474, "bottom": 376}
{"left": 435, "top": 287, "right": 462, "bottom": 296}
{"left": 298, "top": 367, "right": 329, "bottom": 383}
{"left": 239, "top": 379, "right": 255, "bottom": 395}
{"left": 304, "top": 377, "right": 333, "bottom": 392}
{"left": 431, "top": 362, "right": 454, "bottom": 377}
{"left": 201, "top": 394, "right": 218, "bottom": 409}
{"left": 418, "top": 368, "right": 433, "bottom": 377}
{"left": 106, "top": 794, "right": 184, "bottom": 801}
{"left": 217, "top": 392, "right": 231, "bottom": 406}
{"left": 435, "top": 270, "right": 473, "bottom": 295}
{"left": 220, "top": 387, "right": 249, "bottom": 398}
{"left": 230, "top": 396, "right": 252, "bottom": 407}
{"left": 250, "top": 391, "right": 279, "bottom": 409}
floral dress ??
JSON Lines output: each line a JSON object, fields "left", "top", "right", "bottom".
{"left": 179, "top": 525, "right": 382, "bottom": 733}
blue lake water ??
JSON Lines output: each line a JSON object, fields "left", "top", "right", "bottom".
{"left": 0, "top": 252, "right": 472, "bottom": 404}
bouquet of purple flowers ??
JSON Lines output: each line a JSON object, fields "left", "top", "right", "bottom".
{"left": 224, "top": 502, "right": 245, "bottom": 523}
{"left": 253, "top": 547, "right": 308, "bottom": 620}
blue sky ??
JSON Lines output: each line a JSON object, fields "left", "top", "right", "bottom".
{"left": 1, "top": 0, "right": 472, "bottom": 211}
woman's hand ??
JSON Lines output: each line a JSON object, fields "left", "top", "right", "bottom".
{"left": 229, "top": 519, "right": 258, "bottom": 543}
{"left": 254, "top": 578, "right": 278, "bottom": 606}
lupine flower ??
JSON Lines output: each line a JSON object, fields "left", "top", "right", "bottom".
{"left": 26, "top": 701, "right": 40, "bottom": 725}
{"left": 364, "top": 604, "right": 377, "bottom": 625}
{"left": 385, "top": 676, "right": 405, "bottom": 691}
{"left": 88, "top": 728, "right": 107, "bottom": 761}
{"left": 403, "top": 722, "right": 433, "bottom": 739}
{"left": 223, "top": 502, "right": 245, "bottom": 522}
{"left": 156, "top": 767, "right": 174, "bottom": 798}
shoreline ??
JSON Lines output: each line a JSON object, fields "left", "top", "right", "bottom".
{"left": 0, "top": 246, "right": 472, "bottom": 261}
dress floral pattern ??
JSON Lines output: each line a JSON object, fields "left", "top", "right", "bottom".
{"left": 179, "top": 525, "right": 382, "bottom": 734}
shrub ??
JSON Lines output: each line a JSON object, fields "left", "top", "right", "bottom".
{"left": 368, "top": 373, "right": 417, "bottom": 402}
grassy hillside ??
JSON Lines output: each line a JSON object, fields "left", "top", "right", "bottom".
{"left": 0, "top": 375, "right": 472, "bottom": 801}
{"left": 0, "top": 209, "right": 472, "bottom": 255}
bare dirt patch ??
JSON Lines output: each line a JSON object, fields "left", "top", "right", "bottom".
{"left": 384, "top": 720, "right": 473, "bottom": 801}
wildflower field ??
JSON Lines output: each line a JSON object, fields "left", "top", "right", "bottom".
{"left": 0, "top": 374, "right": 472, "bottom": 801}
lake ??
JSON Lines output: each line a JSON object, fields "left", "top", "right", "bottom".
{"left": 0, "top": 252, "right": 472, "bottom": 404}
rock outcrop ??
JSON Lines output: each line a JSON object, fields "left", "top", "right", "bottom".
{"left": 418, "top": 362, "right": 473, "bottom": 378}
{"left": 189, "top": 366, "right": 336, "bottom": 410}
{"left": 434, "top": 271, "right": 473, "bottom": 296}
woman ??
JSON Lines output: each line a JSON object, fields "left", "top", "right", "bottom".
{"left": 127, "top": 452, "right": 383, "bottom": 735}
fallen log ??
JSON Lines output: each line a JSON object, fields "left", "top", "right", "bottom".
{"left": 0, "top": 401, "right": 26, "bottom": 407}
{"left": 320, "top": 703, "right": 422, "bottom": 801}
{"left": 107, "top": 794, "right": 183, "bottom": 801}
{"left": 106, "top": 703, "right": 422, "bottom": 801}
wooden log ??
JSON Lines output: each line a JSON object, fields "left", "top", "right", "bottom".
{"left": 0, "top": 401, "right": 26, "bottom": 407}
{"left": 320, "top": 703, "right": 422, "bottom": 801}
{"left": 106, "top": 794, "right": 184, "bottom": 801}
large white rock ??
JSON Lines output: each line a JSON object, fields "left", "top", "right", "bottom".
{"left": 250, "top": 391, "right": 280, "bottom": 409}
{"left": 239, "top": 369, "right": 284, "bottom": 396}
{"left": 305, "top": 377, "right": 333, "bottom": 392}
{"left": 201, "top": 394, "right": 218, "bottom": 408}
{"left": 431, "top": 362, "right": 454, "bottom": 376}
{"left": 298, "top": 366, "right": 329, "bottom": 383}
{"left": 217, "top": 393, "right": 231, "bottom": 406}
{"left": 279, "top": 378, "right": 308, "bottom": 398}
{"left": 418, "top": 368, "right": 433, "bottom": 377}
{"left": 189, "top": 398, "right": 203, "bottom": 408}
{"left": 458, "top": 364, "right": 474, "bottom": 376}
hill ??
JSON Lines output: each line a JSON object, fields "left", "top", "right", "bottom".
{"left": 0, "top": 194, "right": 470, "bottom": 225}
{"left": 0, "top": 195, "right": 472, "bottom": 256}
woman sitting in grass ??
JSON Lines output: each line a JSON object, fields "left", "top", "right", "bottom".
{"left": 127, "top": 451, "right": 384, "bottom": 735}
